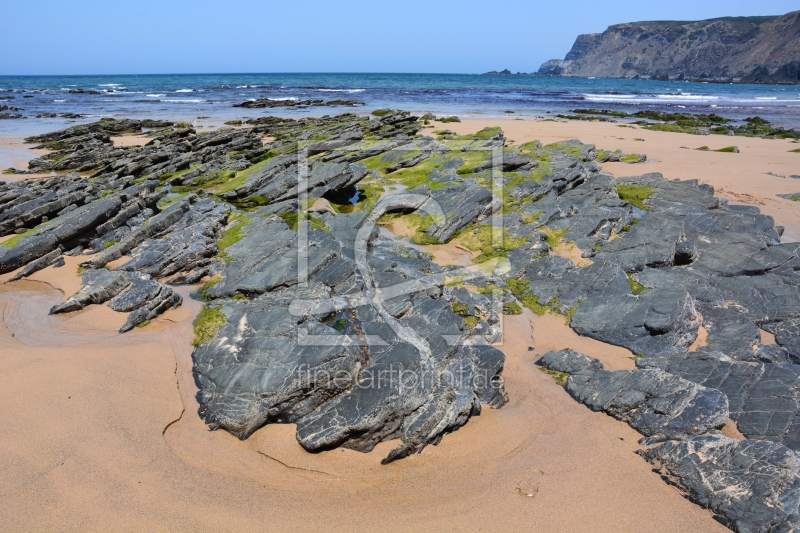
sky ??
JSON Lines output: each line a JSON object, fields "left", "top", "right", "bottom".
{"left": 1, "top": 0, "right": 798, "bottom": 75}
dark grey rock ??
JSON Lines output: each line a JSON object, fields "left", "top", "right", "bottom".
{"left": 205, "top": 216, "right": 340, "bottom": 298}
{"left": 570, "top": 285, "right": 699, "bottom": 355}
{"left": 7, "top": 248, "right": 62, "bottom": 282}
{"left": 115, "top": 200, "right": 226, "bottom": 278}
{"left": 538, "top": 349, "right": 728, "bottom": 440}
{"left": 638, "top": 349, "right": 800, "bottom": 450}
{"left": 423, "top": 179, "right": 498, "bottom": 243}
{"left": 118, "top": 283, "right": 181, "bottom": 333}
{"left": 50, "top": 268, "right": 130, "bottom": 314}
{"left": 80, "top": 196, "right": 197, "bottom": 270}
{"left": 0, "top": 195, "right": 122, "bottom": 274}
{"left": 640, "top": 434, "right": 800, "bottom": 533}
{"left": 108, "top": 272, "right": 160, "bottom": 312}
{"left": 764, "top": 318, "right": 800, "bottom": 362}
{"left": 192, "top": 198, "right": 507, "bottom": 462}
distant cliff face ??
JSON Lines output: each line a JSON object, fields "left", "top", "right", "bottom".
{"left": 539, "top": 11, "right": 800, "bottom": 83}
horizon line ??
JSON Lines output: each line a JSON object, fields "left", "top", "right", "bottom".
{"left": 0, "top": 72, "right": 509, "bottom": 78}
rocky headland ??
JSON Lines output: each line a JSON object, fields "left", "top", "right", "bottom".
{"left": 538, "top": 10, "right": 800, "bottom": 84}
{"left": 1, "top": 110, "right": 800, "bottom": 530}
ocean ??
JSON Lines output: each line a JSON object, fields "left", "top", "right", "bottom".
{"left": 1, "top": 73, "right": 800, "bottom": 136}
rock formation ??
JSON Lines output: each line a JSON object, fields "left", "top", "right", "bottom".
{"left": 2, "top": 110, "right": 800, "bottom": 526}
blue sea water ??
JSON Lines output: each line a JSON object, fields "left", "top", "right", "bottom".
{"left": 1, "top": 73, "right": 800, "bottom": 135}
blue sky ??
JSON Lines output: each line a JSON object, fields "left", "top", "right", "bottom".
{"left": 2, "top": 0, "right": 798, "bottom": 75}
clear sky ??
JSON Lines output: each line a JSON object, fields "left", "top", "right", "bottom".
{"left": 2, "top": 0, "right": 797, "bottom": 75}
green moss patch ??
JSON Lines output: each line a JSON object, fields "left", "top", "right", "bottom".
{"left": 456, "top": 224, "right": 527, "bottom": 262}
{"left": 627, "top": 274, "right": 646, "bottom": 295}
{"left": 617, "top": 184, "right": 655, "bottom": 210}
{"left": 519, "top": 293, "right": 550, "bottom": 316}
{"left": 452, "top": 302, "right": 469, "bottom": 314}
{"left": 197, "top": 278, "right": 221, "bottom": 301}
{"left": 643, "top": 123, "right": 702, "bottom": 135}
{"left": 544, "top": 142, "right": 582, "bottom": 158}
{"left": 538, "top": 366, "right": 569, "bottom": 387}
{"left": 504, "top": 279, "right": 551, "bottom": 316}
{"left": 541, "top": 227, "right": 568, "bottom": 249}
{"left": 621, "top": 218, "right": 641, "bottom": 233}
{"left": 519, "top": 140, "right": 542, "bottom": 152}
{"left": 620, "top": 153, "right": 644, "bottom": 163}
{"left": 218, "top": 212, "right": 251, "bottom": 252}
{"left": 0, "top": 218, "right": 53, "bottom": 249}
{"left": 276, "top": 212, "right": 328, "bottom": 232}
{"left": 192, "top": 305, "right": 226, "bottom": 346}
{"left": 563, "top": 305, "right": 578, "bottom": 325}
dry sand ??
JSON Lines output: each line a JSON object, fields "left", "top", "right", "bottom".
{"left": 111, "top": 134, "right": 151, "bottom": 147}
{"left": 4, "top": 118, "right": 785, "bottom": 531}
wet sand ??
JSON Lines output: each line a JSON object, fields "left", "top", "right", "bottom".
{"left": 0, "top": 134, "right": 49, "bottom": 170}
{"left": 0, "top": 134, "right": 52, "bottom": 181}
{"left": 0, "top": 117, "right": 759, "bottom": 531}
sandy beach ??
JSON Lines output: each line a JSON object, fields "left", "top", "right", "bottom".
{"left": 0, "top": 274, "right": 726, "bottom": 532}
{"left": 2, "top": 116, "right": 796, "bottom": 531}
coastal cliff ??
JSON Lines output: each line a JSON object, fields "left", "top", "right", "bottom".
{"left": 538, "top": 10, "right": 800, "bottom": 84}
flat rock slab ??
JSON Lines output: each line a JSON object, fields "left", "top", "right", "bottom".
{"left": 50, "top": 268, "right": 130, "bottom": 314}
{"left": 538, "top": 349, "right": 728, "bottom": 440}
{"left": 640, "top": 433, "right": 800, "bottom": 533}
{"left": 638, "top": 349, "right": 800, "bottom": 450}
